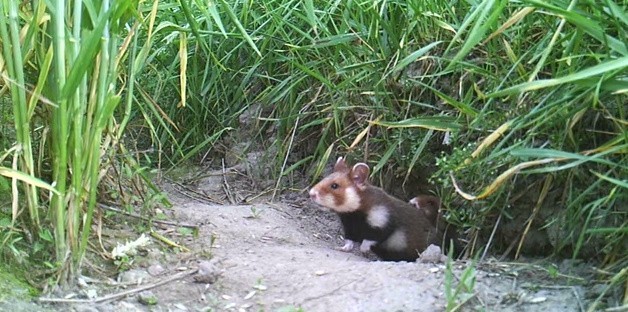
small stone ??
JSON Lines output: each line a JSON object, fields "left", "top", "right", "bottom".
{"left": 147, "top": 264, "right": 165, "bottom": 276}
{"left": 84, "top": 288, "right": 98, "bottom": 299}
{"left": 77, "top": 277, "right": 89, "bottom": 288}
{"left": 198, "top": 173, "right": 224, "bottom": 193}
{"left": 420, "top": 245, "right": 446, "bottom": 263}
{"left": 137, "top": 290, "right": 158, "bottom": 305}
{"left": 528, "top": 296, "right": 547, "bottom": 303}
{"left": 224, "top": 303, "right": 237, "bottom": 309}
{"left": 171, "top": 303, "right": 189, "bottom": 311}
{"left": 118, "top": 269, "right": 151, "bottom": 284}
{"left": 63, "top": 293, "right": 77, "bottom": 299}
{"left": 244, "top": 290, "right": 256, "bottom": 300}
{"left": 194, "top": 260, "right": 222, "bottom": 284}
{"left": 253, "top": 284, "right": 267, "bottom": 291}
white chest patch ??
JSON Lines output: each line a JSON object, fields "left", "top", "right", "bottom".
{"left": 367, "top": 205, "right": 389, "bottom": 228}
{"left": 382, "top": 229, "right": 407, "bottom": 251}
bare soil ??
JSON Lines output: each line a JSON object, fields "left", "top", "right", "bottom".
{"left": 0, "top": 150, "right": 609, "bottom": 312}
{"left": 20, "top": 170, "right": 597, "bottom": 312}
{"left": 158, "top": 200, "right": 586, "bottom": 312}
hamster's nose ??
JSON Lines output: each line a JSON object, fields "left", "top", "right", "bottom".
{"left": 309, "top": 189, "right": 318, "bottom": 201}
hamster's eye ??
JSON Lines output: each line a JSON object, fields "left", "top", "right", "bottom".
{"left": 330, "top": 183, "right": 339, "bottom": 190}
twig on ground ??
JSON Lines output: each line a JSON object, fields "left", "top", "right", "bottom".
{"left": 222, "top": 158, "right": 236, "bottom": 204}
{"left": 482, "top": 212, "right": 501, "bottom": 262}
{"left": 243, "top": 187, "right": 275, "bottom": 203}
{"left": 38, "top": 269, "right": 198, "bottom": 304}
{"left": 98, "top": 203, "right": 199, "bottom": 230}
{"left": 572, "top": 286, "right": 585, "bottom": 312}
{"left": 164, "top": 176, "right": 226, "bottom": 205}
{"left": 604, "top": 305, "right": 628, "bottom": 312}
{"left": 150, "top": 230, "right": 190, "bottom": 252}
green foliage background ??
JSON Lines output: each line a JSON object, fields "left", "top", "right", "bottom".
{"left": 132, "top": 0, "right": 626, "bottom": 264}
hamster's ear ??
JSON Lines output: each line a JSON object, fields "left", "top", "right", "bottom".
{"left": 426, "top": 196, "right": 441, "bottom": 208}
{"left": 409, "top": 197, "right": 418, "bottom": 207}
{"left": 334, "top": 157, "right": 348, "bottom": 172}
{"left": 351, "top": 163, "right": 370, "bottom": 187}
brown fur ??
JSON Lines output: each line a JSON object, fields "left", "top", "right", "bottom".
{"left": 409, "top": 195, "right": 441, "bottom": 227}
{"left": 410, "top": 195, "right": 463, "bottom": 256}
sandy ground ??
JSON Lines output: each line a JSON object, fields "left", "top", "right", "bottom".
{"left": 9, "top": 178, "right": 592, "bottom": 312}
{"left": 138, "top": 198, "right": 585, "bottom": 312}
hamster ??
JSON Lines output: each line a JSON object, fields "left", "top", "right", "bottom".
{"left": 409, "top": 195, "right": 463, "bottom": 257}
{"left": 409, "top": 195, "right": 441, "bottom": 227}
{"left": 308, "top": 157, "right": 441, "bottom": 261}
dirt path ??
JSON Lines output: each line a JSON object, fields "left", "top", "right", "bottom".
{"left": 173, "top": 202, "right": 448, "bottom": 311}
{"left": 139, "top": 199, "right": 585, "bottom": 312}
{"left": 22, "top": 186, "right": 590, "bottom": 312}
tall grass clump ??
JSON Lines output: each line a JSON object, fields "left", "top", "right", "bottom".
{"left": 0, "top": 0, "right": 140, "bottom": 287}
{"left": 144, "top": 0, "right": 625, "bottom": 275}
{"left": 133, "top": 0, "right": 467, "bottom": 178}
{"left": 431, "top": 0, "right": 626, "bottom": 263}
{"left": 118, "top": 0, "right": 254, "bottom": 168}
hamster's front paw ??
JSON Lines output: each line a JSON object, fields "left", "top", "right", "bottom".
{"left": 336, "top": 239, "right": 356, "bottom": 252}
{"left": 360, "top": 240, "right": 376, "bottom": 253}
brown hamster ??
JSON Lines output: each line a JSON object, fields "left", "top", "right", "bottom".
{"left": 409, "top": 195, "right": 463, "bottom": 256}
{"left": 309, "top": 157, "right": 441, "bottom": 261}
{"left": 409, "top": 195, "right": 441, "bottom": 227}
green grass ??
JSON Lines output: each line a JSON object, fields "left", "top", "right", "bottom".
{"left": 0, "top": 0, "right": 150, "bottom": 287}
{"left": 135, "top": 0, "right": 626, "bottom": 280}
{"left": 445, "top": 246, "right": 477, "bottom": 311}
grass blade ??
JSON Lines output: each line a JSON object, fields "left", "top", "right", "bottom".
{"left": 489, "top": 56, "right": 628, "bottom": 97}
{"left": 0, "top": 167, "right": 59, "bottom": 195}
{"left": 371, "top": 116, "right": 462, "bottom": 131}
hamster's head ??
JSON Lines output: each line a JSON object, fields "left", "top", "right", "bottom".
{"left": 409, "top": 195, "right": 441, "bottom": 226}
{"left": 308, "top": 157, "right": 370, "bottom": 213}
